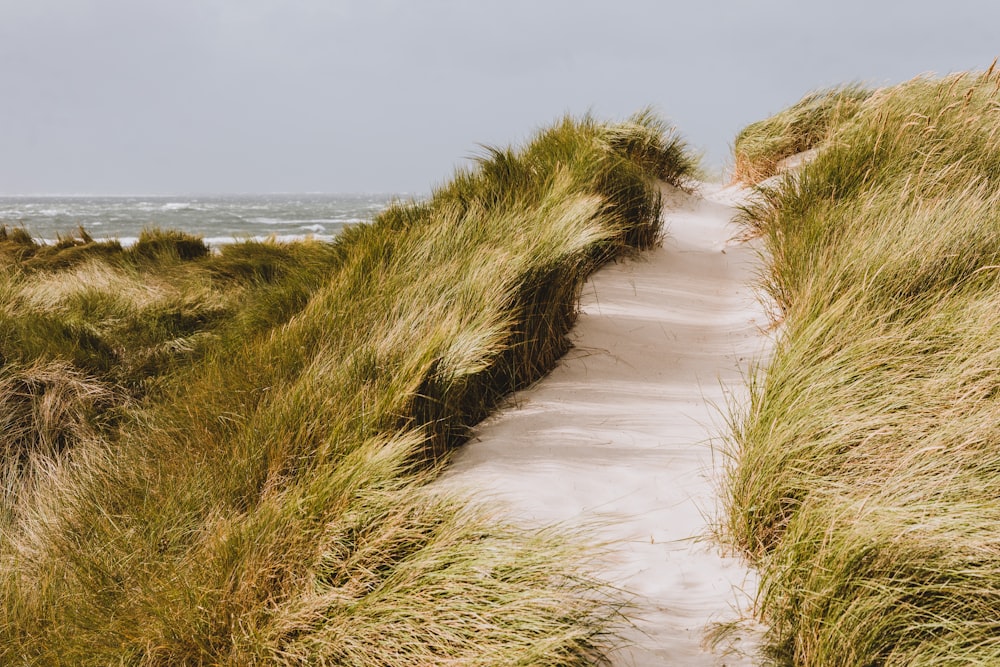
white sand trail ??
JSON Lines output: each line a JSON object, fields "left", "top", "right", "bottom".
{"left": 439, "top": 182, "right": 769, "bottom": 665}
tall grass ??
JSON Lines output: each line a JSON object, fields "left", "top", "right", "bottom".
{"left": 0, "top": 112, "right": 693, "bottom": 664}
{"left": 732, "top": 85, "right": 871, "bottom": 185}
{"left": 726, "top": 66, "right": 1000, "bottom": 664}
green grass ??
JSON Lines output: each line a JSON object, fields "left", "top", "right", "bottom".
{"left": 725, "top": 66, "right": 1000, "bottom": 665}
{"left": 732, "top": 85, "right": 871, "bottom": 185}
{"left": 0, "top": 112, "right": 694, "bottom": 664}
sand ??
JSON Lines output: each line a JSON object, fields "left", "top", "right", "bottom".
{"left": 437, "top": 181, "right": 771, "bottom": 665}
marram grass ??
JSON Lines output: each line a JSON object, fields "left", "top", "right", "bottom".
{"left": 731, "top": 84, "right": 870, "bottom": 185}
{"left": 0, "top": 112, "right": 693, "bottom": 664}
{"left": 726, "top": 66, "right": 1000, "bottom": 665}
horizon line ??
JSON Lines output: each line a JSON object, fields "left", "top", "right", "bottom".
{"left": 0, "top": 190, "right": 427, "bottom": 199}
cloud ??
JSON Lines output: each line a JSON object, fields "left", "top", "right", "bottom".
{"left": 0, "top": 0, "right": 998, "bottom": 193}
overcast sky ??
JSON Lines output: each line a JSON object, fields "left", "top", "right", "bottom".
{"left": 1, "top": 0, "right": 998, "bottom": 194}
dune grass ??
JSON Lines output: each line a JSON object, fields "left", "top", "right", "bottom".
{"left": 731, "top": 85, "right": 871, "bottom": 185}
{"left": 0, "top": 112, "right": 693, "bottom": 664}
{"left": 726, "top": 66, "right": 1000, "bottom": 664}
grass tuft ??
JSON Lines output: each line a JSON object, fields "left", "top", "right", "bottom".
{"left": 732, "top": 85, "right": 871, "bottom": 184}
{"left": 129, "top": 227, "right": 210, "bottom": 262}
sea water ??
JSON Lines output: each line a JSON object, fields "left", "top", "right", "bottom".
{"left": 0, "top": 194, "right": 405, "bottom": 247}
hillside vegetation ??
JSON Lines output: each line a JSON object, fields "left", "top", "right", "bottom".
{"left": 727, "top": 67, "right": 1000, "bottom": 665}
{"left": 731, "top": 85, "right": 870, "bottom": 185}
{"left": 0, "top": 112, "right": 694, "bottom": 665}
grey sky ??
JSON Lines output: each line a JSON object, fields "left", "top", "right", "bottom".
{"left": 1, "top": 0, "right": 998, "bottom": 194}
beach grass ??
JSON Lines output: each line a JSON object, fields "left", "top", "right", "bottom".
{"left": 731, "top": 85, "right": 871, "bottom": 185}
{"left": 0, "top": 112, "right": 693, "bottom": 664}
{"left": 725, "top": 66, "right": 1000, "bottom": 664}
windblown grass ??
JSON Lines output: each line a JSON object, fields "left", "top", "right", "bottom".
{"left": 725, "top": 65, "right": 1000, "bottom": 665}
{"left": 0, "top": 112, "right": 693, "bottom": 663}
{"left": 732, "top": 85, "right": 871, "bottom": 185}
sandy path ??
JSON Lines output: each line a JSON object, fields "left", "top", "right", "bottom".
{"left": 439, "top": 182, "right": 769, "bottom": 665}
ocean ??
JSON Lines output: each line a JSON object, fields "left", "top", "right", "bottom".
{"left": 0, "top": 193, "right": 405, "bottom": 247}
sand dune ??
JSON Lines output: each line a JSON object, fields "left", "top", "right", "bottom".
{"left": 438, "top": 181, "right": 771, "bottom": 665}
